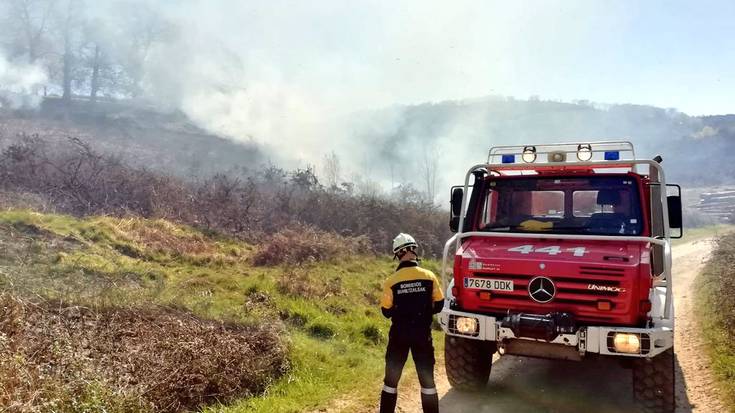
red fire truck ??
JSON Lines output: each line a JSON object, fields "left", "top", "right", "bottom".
{"left": 438, "top": 142, "right": 682, "bottom": 412}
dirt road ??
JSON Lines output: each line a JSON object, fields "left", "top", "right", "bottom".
{"left": 337, "top": 238, "right": 725, "bottom": 412}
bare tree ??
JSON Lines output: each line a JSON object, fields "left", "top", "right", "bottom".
{"left": 78, "top": 20, "right": 126, "bottom": 102}
{"left": 115, "top": 0, "right": 172, "bottom": 97}
{"left": 322, "top": 151, "right": 341, "bottom": 188}
{"left": 421, "top": 145, "right": 439, "bottom": 203}
{"left": 88, "top": 42, "right": 100, "bottom": 101}
{"left": 2, "top": 0, "right": 56, "bottom": 63}
{"left": 58, "top": 0, "right": 85, "bottom": 102}
{"left": 353, "top": 174, "right": 382, "bottom": 198}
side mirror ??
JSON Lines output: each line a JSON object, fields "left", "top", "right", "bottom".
{"left": 667, "top": 195, "right": 683, "bottom": 237}
{"left": 665, "top": 183, "right": 682, "bottom": 239}
{"left": 449, "top": 187, "right": 464, "bottom": 233}
{"left": 451, "top": 187, "right": 464, "bottom": 216}
{"left": 449, "top": 216, "right": 460, "bottom": 233}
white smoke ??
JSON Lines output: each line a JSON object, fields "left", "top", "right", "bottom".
{"left": 79, "top": 0, "right": 726, "bottom": 197}
{"left": 140, "top": 26, "right": 330, "bottom": 166}
{"left": 0, "top": 53, "right": 47, "bottom": 109}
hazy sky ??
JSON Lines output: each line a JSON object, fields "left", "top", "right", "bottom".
{"left": 157, "top": 0, "right": 734, "bottom": 117}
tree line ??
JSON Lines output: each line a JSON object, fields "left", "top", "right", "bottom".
{"left": 0, "top": 135, "right": 451, "bottom": 256}
{"left": 1, "top": 0, "right": 170, "bottom": 102}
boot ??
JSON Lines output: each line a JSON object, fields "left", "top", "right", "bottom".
{"left": 420, "top": 389, "right": 439, "bottom": 413}
{"left": 379, "top": 388, "right": 398, "bottom": 413}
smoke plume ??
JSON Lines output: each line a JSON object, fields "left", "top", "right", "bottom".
{"left": 0, "top": 53, "right": 47, "bottom": 109}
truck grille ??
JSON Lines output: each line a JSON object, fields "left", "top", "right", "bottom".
{"left": 471, "top": 267, "right": 633, "bottom": 323}
{"left": 578, "top": 266, "right": 626, "bottom": 277}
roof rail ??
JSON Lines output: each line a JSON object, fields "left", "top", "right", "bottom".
{"left": 487, "top": 140, "right": 636, "bottom": 164}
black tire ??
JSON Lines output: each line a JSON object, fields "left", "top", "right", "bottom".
{"left": 445, "top": 335, "right": 496, "bottom": 391}
{"left": 633, "top": 348, "right": 675, "bottom": 413}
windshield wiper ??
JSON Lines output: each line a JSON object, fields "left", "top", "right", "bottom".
{"left": 480, "top": 226, "right": 511, "bottom": 232}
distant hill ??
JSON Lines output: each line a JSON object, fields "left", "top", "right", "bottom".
{"left": 1, "top": 96, "right": 732, "bottom": 190}
{"left": 342, "top": 97, "right": 735, "bottom": 188}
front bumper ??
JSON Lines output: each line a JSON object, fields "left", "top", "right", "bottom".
{"left": 438, "top": 308, "right": 673, "bottom": 358}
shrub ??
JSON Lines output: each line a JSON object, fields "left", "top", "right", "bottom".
{"left": 276, "top": 267, "right": 319, "bottom": 297}
{"left": 361, "top": 324, "right": 384, "bottom": 345}
{"left": 279, "top": 309, "right": 308, "bottom": 327}
{"left": 307, "top": 322, "right": 336, "bottom": 339}
{"left": 697, "top": 233, "right": 735, "bottom": 407}
{"left": 700, "top": 234, "right": 735, "bottom": 337}
{"left": 275, "top": 268, "right": 345, "bottom": 300}
{"left": 0, "top": 293, "right": 288, "bottom": 412}
{"left": 0, "top": 135, "right": 450, "bottom": 256}
{"left": 252, "top": 225, "right": 372, "bottom": 266}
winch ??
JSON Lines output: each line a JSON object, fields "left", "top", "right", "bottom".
{"left": 501, "top": 312, "right": 576, "bottom": 341}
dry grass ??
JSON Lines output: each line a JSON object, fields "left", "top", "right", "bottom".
{"left": 275, "top": 267, "right": 344, "bottom": 299}
{"left": 0, "top": 293, "right": 288, "bottom": 412}
{"left": 0, "top": 190, "right": 54, "bottom": 213}
{"left": 701, "top": 234, "right": 735, "bottom": 336}
{"left": 112, "top": 218, "right": 218, "bottom": 257}
{"left": 252, "top": 225, "right": 372, "bottom": 266}
{"left": 697, "top": 233, "right": 735, "bottom": 409}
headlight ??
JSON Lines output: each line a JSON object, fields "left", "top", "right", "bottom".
{"left": 456, "top": 317, "right": 478, "bottom": 334}
{"left": 613, "top": 333, "right": 641, "bottom": 354}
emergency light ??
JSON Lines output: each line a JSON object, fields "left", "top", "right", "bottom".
{"left": 522, "top": 146, "right": 537, "bottom": 163}
{"left": 577, "top": 144, "right": 593, "bottom": 161}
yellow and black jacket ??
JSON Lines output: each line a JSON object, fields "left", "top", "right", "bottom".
{"left": 380, "top": 261, "right": 444, "bottom": 329}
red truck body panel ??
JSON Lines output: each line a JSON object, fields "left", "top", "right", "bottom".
{"left": 454, "top": 237, "right": 652, "bottom": 326}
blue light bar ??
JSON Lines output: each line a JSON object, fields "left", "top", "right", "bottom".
{"left": 604, "top": 151, "right": 620, "bottom": 160}
{"left": 501, "top": 154, "right": 515, "bottom": 164}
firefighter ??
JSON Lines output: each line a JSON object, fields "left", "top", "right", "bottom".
{"left": 379, "top": 233, "right": 444, "bottom": 413}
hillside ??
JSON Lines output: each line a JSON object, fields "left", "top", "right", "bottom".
{"left": 0, "top": 99, "right": 266, "bottom": 178}
{"left": 3, "top": 97, "right": 734, "bottom": 192}
{"left": 0, "top": 210, "right": 425, "bottom": 412}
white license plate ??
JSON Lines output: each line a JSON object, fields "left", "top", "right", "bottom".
{"left": 464, "top": 277, "right": 514, "bottom": 291}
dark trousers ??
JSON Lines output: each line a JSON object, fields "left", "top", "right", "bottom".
{"left": 379, "top": 326, "right": 439, "bottom": 413}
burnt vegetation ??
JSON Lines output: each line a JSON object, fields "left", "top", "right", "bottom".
{"left": 0, "top": 134, "right": 445, "bottom": 410}
{"left": 0, "top": 135, "right": 448, "bottom": 257}
{"left": 0, "top": 293, "right": 288, "bottom": 412}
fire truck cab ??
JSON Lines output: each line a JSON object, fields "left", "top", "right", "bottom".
{"left": 438, "top": 142, "right": 682, "bottom": 413}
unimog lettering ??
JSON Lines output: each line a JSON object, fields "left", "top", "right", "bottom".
{"left": 587, "top": 284, "right": 626, "bottom": 293}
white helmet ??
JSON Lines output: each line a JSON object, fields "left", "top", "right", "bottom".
{"left": 392, "top": 233, "right": 418, "bottom": 256}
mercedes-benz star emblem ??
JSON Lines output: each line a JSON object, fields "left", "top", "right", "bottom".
{"left": 528, "top": 276, "right": 556, "bottom": 303}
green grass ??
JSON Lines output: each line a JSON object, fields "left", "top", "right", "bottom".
{"left": 695, "top": 232, "right": 735, "bottom": 411}
{"left": 673, "top": 223, "right": 735, "bottom": 245}
{"left": 0, "top": 209, "right": 443, "bottom": 412}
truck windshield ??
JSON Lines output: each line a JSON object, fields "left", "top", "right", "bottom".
{"left": 479, "top": 176, "right": 644, "bottom": 236}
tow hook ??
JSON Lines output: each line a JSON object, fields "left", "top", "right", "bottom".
{"left": 579, "top": 329, "right": 587, "bottom": 356}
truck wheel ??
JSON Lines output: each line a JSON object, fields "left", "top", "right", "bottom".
{"left": 633, "top": 348, "right": 675, "bottom": 413}
{"left": 445, "top": 335, "right": 495, "bottom": 391}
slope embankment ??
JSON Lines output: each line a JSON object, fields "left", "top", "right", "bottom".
{"left": 0, "top": 210, "right": 403, "bottom": 412}
{"left": 696, "top": 232, "right": 735, "bottom": 411}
